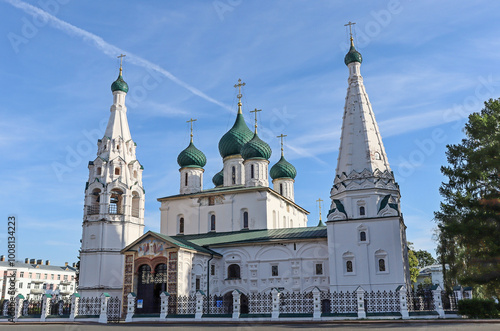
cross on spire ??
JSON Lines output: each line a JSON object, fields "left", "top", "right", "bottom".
{"left": 277, "top": 134, "right": 287, "bottom": 156}
{"left": 250, "top": 108, "right": 262, "bottom": 133}
{"left": 187, "top": 118, "right": 197, "bottom": 142}
{"left": 117, "top": 54, "right": 126, "bottom": 75}
{"left": 316, "top": 198, "right": 324, "bottom": 222}
{"left": 344, "top": 21, "right": 356, "bottom": 45}
{"left": 234, "top": 78, "right": 246, "bottom": 113}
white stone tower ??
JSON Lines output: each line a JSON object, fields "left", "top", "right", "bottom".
{"left": 218, "top": 79, "right": 254, "bottom": 187}
{"left": 270, "top": 134, "right": 297, "bottom": 201}
{"left": 177, "top": 118, "right": 206, "bottom": 194}
{"left": 241, "top": 108, "right": 272, "bottom": 187}
{"left": 326, "top": 29, "right": 410, "bottom": 291}
{"left": 79, "top": 58, "right": 145, "bottom": 297}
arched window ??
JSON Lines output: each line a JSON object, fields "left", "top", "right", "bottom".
{"left": 115, "top": 167, "right": 120, "bottom": 175}
{"left": 251, "top": 164, "right": 254, "bottom": 179}
{"left": 359, "top": 206, "right": 365, "bottom": 216}
{"left": 133, "top": 170, "right": 137, "bottom": 178}
{"left": 210, "top": 214, "right": 216, "bottom": 232}
{"left": 346, "top": 261, "right": 353, "bottom": 273}
{"left": 185, "top": 173, "right": 188, "bottom": 186}
{"left": 280, "top": 183, "right": 283, "bottom": 195}
{"left": 88, "top": 188, "right": 101, "bottom": 215}
{"left": 155, "top": 263, "right": 167, "bottom": 285}
{"left": 232, "top": 166, "right": 236, "bottom": 185}
{"left": 139, "top": 264, "right": 152, "bottom": 284}
{"left": 378, "top": 259, "right": 386, "bottom": 272}
{"left": 96, "top": 167, "right": 102, "bottom": 176}
{"left": 179, "top": 217, "right": 185, "bottom": 234}
{"left": 116, "top": 144, "right": 120, "bottom": 150}
{"left": 227, "top": 264, "right": 240, "bottom": 279}
{"left": 109, "top": 189, "right": 123, "bottom": 214}
{"left": 360, "top": 231, "right": 366, "bottom": 242}
{"left": 132, "top": 192, "right": 140, "bottom": 217}
{"left": 243, "top": 211, "right": 249, "bottom": 229}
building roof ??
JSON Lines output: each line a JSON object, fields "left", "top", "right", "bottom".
{"left": 111, "top": 72, "right": 129, "bottom": 93}
{"left": 212, "top": 169, "right": 224, "bottom": 187}
{"left": 270, "top": 155, "right": 297, "bottom": 180}
{"left": 0, "top": 261, "right": 76, "bottom": 272}
{"left": 157, "top": 185, "right": 309, "bottom": 214}
{"left": 121, "top": 231, "right": 221, "bottom": 257}
{"left": 218, "top": 112, "right": 253, "bottom": 158}
{"left": 241, "top": 133, "right": 272, "bottom": 161}
{"left": 175, "top": 226, "right": 327, "bottom": 247}
{"left": 177, "top": 141, "right": 207, "bottom": 168}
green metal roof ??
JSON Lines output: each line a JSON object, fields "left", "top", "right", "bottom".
{"left": 177, "top": 141, "right": 207, "bottom": 168}
{"left": 241, "top": 133, "right": 272, "bottom": 160}
{"left": 270, "top": 155, "right": 297, "bottom": 180}
{"left": 218, "top": 113, "right": 253, "bottom": 158}
{"left": 344, "top": 42, "right": 362, "bottom": 66}
{"left": 111, "top": 73, "right": 129, "bottom": 93}
{"left": 174, "top": 226, "right": 327, "bottom": 247}
{"left": 212, "top": 169, "right": 224, "bottom": 187}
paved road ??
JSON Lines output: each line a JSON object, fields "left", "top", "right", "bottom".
{"left": 0, "top": 322, "right": 499, "bottom": 331}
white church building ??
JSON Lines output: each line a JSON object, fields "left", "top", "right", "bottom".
{"left": 78, "top": 37, "right": 411, "bottom": 315}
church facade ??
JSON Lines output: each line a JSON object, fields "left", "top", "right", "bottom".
{"left": 78, "top": 39, "right": 411, "bottom": 314}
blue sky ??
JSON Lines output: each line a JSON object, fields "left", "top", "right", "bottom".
{"left": 1, "top": 0, "right": 499, "bottom": 266}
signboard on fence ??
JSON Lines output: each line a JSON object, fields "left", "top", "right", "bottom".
{"left": 137, "top": 299, "right": 143, "bottom": 309}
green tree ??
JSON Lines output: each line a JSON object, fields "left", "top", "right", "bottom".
{"left": 407, "top": 242, "right": 420, "bottom": 285}
{"left": 414, "top": 249, "right": 436, "bottom": 268}
{"left": 435, "top": 98, "right": 500, "bottom": 299}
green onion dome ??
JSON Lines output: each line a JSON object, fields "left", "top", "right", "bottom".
{"left": 241, "top": 133, "right": 272, "bottom": 161}
{"left": 270, "top": 155, "right": 297, "bottom": 180}
{"left": 212, "top": 169, "right": 224, "bottom": 187}
{"left": 177, "top": 141, "right": 207, "bottom": 168}
{"left": 218, "top": 113, "right": 254, "bottom": 158}
{"left": 344, "top": 40, "right": 362, "bottom": 66}
{"left": 111, "top": 73, "right": 129, "bottom": 93}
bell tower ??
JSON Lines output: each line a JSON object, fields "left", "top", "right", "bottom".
{"left": 79, "top": 56, "right": 145, "bottom": 297}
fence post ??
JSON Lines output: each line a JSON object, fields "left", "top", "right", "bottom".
{"left": 232, "top": 289, "right": 241, "bottom": 319}
{"left": 40, "top": 294, "right": 52, "bottom": 322}
{"left": 195, "top": 290, "right": 205, "bottom": 320}
{"left": 312, "top": 287, "right": 321, "bottom": 320}
{"left": 14, "top": 294, "right": 24, "bottom": 322}
{"left": 125, "top": 292, "right": 136, "bottom": 322}
{"left": 271, "top": 288, "right": 280, "bottom": 320}
{"left": 397, "top": 285, "right": 409, "bottom": 319}
{"left": 99, "top": 292, "right": 110, "bottom": 324}
{"left": 160, "top": 292, "right": 169, "bottom": 319}
{"left": 432, "top": 285, "right": 445, "bottom": 318}
{"left": 69, "top": 293, "right": 80, "bottom": 321}
{"left": 356, "top": 286, "right": 366, "bottom": 319}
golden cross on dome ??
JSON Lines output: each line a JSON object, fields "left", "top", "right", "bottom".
{"left": 250, "top": 108, "right": 262, "bottom": 133}
{"left": 344, "top": 21, "right": 356, "bottom": 45}
{"left": 277, "top": 133, "right": 287, "bottom": 156}
{"left": 117, "top": 54, "right": 126, "bottom": 75}
{"left": 316, "top": 198, "right": 324, "bottom": 222}
{"left": 187, "top": 118, "right": 197, "bottom": 142}
{"left": 234, "top": 78, "right": 246, "bottom": 113}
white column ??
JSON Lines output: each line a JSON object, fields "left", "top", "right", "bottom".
{"left": 98, "top": 293, "right": 110, "bottom": 324}
{"left": 40, "top": 294, "right": 52, "bottom": 322}
{"left": 398, "top": 285, "right": 409, "bottom": 319}
{"left": 232, "top": 289, "right": 241, "bottom": 319}
{"left": 195, "top": 291, "right": 204, "bottom": 320}
{"left": 14, "top": 294, "right": 24, "bottom": 322}
{"left": 69, "top": 293, "right": 80, "bottom": 321}
{"left": 271, "top": 288, "right": 280, "bottom": 320}
{"left": 160, "top": 292, "right": 169, "bottom": 319}
{"left": 356, "top": 286, "right": 366, "bottom": 319}
{"left": 125, "top": 292, "right": 136, "bottom": 322}
{"left": 312, "top": 287, "right": 321, "bottom": 320}
{"left": 432, "top": 286, "right": 445, "bottom": 318}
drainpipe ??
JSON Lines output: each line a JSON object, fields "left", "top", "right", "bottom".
{"left": 206, "top": 253, "right": 214, "bottom": 310}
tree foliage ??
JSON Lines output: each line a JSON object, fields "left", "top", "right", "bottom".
{"left": 435, "top": 98, "right": 500, "bottom": 299}
{"left": 407, "top": 242, "right": 420, "bottom": 285}
{"left": 414, "top": 249, "right": 436, "bottom": 268}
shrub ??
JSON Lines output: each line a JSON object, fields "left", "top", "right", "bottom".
{"left": 457, "top": 298, "right": 499, "bottom": 318}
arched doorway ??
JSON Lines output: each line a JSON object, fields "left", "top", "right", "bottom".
{"left": 152, "top": 263, "right": 167, "bottom": 312}
{"left": 240, "top": 293, "right": 249, "bottom": 314}
{"left": 136, "top": 264, "right": 154, "bottom": 314}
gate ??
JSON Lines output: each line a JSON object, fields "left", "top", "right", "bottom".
{"left": 107, "top": 296, "right": 121, "bottom": 323}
